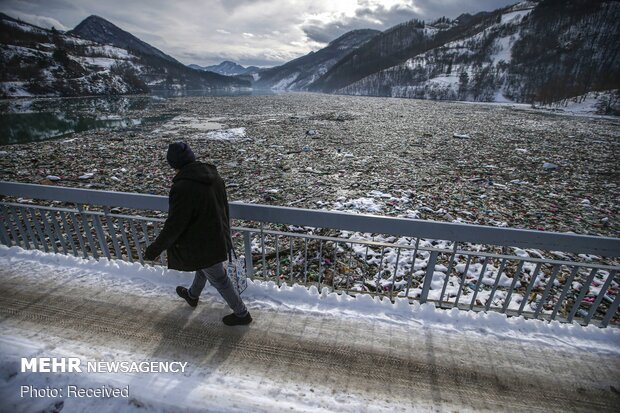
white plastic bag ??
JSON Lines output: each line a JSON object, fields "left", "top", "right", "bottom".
{"left": 227, "top": 250, "right": 247, "bottom": 294}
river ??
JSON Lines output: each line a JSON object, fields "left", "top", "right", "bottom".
{"left": 0, "top": 89, "right": 274, "bottom": 145}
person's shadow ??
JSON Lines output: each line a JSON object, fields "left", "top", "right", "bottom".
{"left": 123, "top": 294, "right": 250, "bottom": 409}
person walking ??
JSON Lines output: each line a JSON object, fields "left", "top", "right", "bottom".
{"left": 144, "top": 142, "right": 252, "bottom": 326}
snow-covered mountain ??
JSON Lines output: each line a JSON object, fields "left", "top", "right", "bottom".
{"left": 2, "top": 0, "right": 617, "bottom": 105}
{"left": 69, "top": 15, "right": 179, "bottom": 64}
{"left": 0, "top": 13, "right": 249, "bottom": 98}
{"left": 308, "top": 0, "right": 620, "bottom": 107}
{"left": 189, "top": 61, "right": 260, "bottom": 76}
{"left": 0, "top": 13, "right": 146, "bottom": 97}
{"left": 253, "top": 29, "right": 380, "bottom": 90}
{"left": 307, "top": 18, "right": 457, "bottom": 94}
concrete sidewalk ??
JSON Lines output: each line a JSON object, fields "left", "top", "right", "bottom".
{"left": 0, "top": 259, "right": 619, "bottom": 412}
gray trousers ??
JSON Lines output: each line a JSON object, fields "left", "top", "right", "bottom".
{"left": 188, "top": 261, "right": 248, "bottom": 317}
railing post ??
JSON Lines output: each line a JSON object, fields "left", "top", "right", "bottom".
{"left": 58, "top": 211, "right": 78, "bottom": 256}
{"left": 243, "top": 231, "right": 254, "bottom": 278}
{"left": 260, "top": 223, "right": 267, "bottom": 279}
{"left": 485, "top": 258, "right": 507, "bottom": 312}
{"left": 1, "top": 204, "right": 19, "bottom": 246}
{"left": 584, "top": 270, "right": 616, "bottom": 325}
{"left": 93, "top": 214, "right": 111, "bottom": 260}
{"left": 550, "top": 266, "right": 579, "bottom": 321}
{"left": 77, "top": 205, "right": 99, "bottom": 259}
{"left": 6, "top": 205, "right": 27, "bottom": 248}
{"left": 17, "top": 206, "right": 38, "bottom": 250}
{"left": 533, "top": 264, "right": 561, "bottom": 319}
{"left": 420, "top": 250, "right": 438, "bottom": 304}
{"left": 39, "top": 209, "right": 59, "bottom": 254}
{"left": 568, "top": 268, "right": 598, "bottom": 323}
{"left": 103, "top": 207, "right": 122, "bottom": 259}
{"left": 404, "top": 238, "right": 420, "bottom": 298}
{"left": 0, "top": 213, "right": 10, "bottom": 246}
{"left": 601, "top": 291, "right": 620, "bottom": 328}
{"left": 68, "top": 211, "right": 87, "bottom": 258}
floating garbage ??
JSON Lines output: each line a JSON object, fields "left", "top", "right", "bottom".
{"left": 46, "top": 175, "right": 61, "bottom": 181}
{"left": 543, "top": 162, "right": 558, "bottom": 170}
{"left": 0, "top": 93, "right": 617, "bottom": 239}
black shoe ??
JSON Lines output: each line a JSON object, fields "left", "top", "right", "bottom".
{"left": 176, "top": 286, "right": 198, "bottom": 307}
{"left": 222, "top": 312, "right": 252, "bottom": 326}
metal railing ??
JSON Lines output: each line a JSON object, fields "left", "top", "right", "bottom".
{"left": 1, "top": 181, "right": 619, "bottom": 327}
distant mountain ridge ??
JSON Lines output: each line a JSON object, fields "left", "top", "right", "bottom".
{"left": 189, "top": 61, "right": 260, "bottom": 76}
{"left": 0, "top": 13, "right": 249, "bottom": 97}
{"left": 306, "top": 0, "right": 620, "bottom": 107}
{"left": 252, "top": 29, "right": 380, "bottom": 91}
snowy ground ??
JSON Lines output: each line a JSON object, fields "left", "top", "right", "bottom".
{"left": 0, "top": 245, "right": 619, "bottom": 412}
{"left": 536, "top": 90, "right": 620, "bottom": 117}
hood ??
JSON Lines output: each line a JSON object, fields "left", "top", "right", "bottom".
{"left": 173, "top": 161, "right": 217, "bottom": 185}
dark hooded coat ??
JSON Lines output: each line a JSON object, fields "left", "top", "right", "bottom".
{"left": 144, "top": 161, "right": 232, "bottom": 271}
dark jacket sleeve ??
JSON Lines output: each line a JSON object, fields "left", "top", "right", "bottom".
{"left": 145, "top": 183, "right": 193, "bottom": 260}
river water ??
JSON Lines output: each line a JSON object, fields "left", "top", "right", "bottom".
{"left": 0, "top": 90, "right": 273, "bottom": 145}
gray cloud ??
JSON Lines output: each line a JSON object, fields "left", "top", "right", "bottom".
{"left": 302, "top": 0, "right": 517, "bottom": 44}
{"left": 218, "top": 0, "right": 267, "bottom": 12}
{"left": 0, "top": 0, "right": 520, "bottom": 67}
{"left": 4, "top": 10, "right": 69, "bottom": 30}
{"left": 415, "top": 0, "right": 518, "bottom": 19}
{"left": 302, "top": 3, "right": 424, "bottom": 43}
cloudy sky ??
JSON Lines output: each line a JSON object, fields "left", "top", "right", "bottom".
{"left": 1, "top": 0, "right": 518, "bottom": 67}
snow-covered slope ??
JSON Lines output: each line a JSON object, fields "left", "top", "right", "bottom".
{"left": 253, "top": 29, "right": 380, "bottom": 91}
{"left": 0, "top": 14, "right": 147, "bottom": 98}
{"left": 190, "top": 61, "right": 260, "bottom": 76}
{"left": 337, "top": 3, "right": 535, "bottom": 101}
{"left": 313, "top": 0, "right": 620, "bottom": 105}
{"left": 0, "top": 13, "right": 249, "bottom": 98}
{"left": 538, "top": 89, "right": 620, "bottom": 116}
{"left": 69, "top": 15, "right": 178, "bottom": 64}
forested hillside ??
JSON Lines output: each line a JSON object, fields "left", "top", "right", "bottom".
{"left": 0, "top": 13, "right": 249, "bottom": 98}
{"left": 306, "top": 0, "right": 620, "bottom": 108}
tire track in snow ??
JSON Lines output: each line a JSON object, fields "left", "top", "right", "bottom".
{"left": 0, "top": 267, "right": 619, "bottom": 412}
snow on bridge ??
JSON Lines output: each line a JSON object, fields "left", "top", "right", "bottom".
{"left": 0, "top": 246, "right": 619, "bottom": 412}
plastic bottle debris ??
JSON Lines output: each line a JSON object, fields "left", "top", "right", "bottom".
{"left": 0, "top": 93, "right": 617, "bottom": 239}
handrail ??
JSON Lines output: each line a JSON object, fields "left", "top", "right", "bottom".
{"left": 1, "top": 181, "right": 619, "bottom": 257}
{"left": 1, "top": 181, "right": 618, "bottom": 327}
